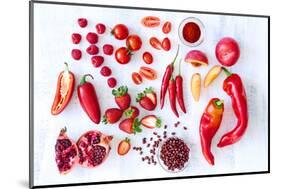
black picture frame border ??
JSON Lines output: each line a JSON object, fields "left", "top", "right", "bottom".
{"left": 29, "top": 1, "right": 270, "bottom": 188}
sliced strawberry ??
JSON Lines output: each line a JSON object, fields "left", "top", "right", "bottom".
{"left": 144, "top": 87, "right": 157, "bottom": 105}
{"left": 141, "top": 115, "right": 161, "bottom": 129}
{"left": 102, "top": 108, "right": 123, "bottom": 124}
{"left": 112, "top": 86, "right": 131, "bottom": 110}
{"left": 138, "top": 96, "right": 155, "bottom": 111}
{"left": 136, "top": 87, "right": 157, "bottom": 111}
{"left": 124, "top": 106, "right": 139, "bottom": 119}
{"left": 117, "top": 137, "right": 131, "bottom": 156}
{"left": 119, "top": 118, "right": 142, "bottom": 134}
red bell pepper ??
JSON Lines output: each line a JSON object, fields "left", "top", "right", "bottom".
{"left": 51, "top": 62, "right": 75, "bottom": 115}
{"left": 200, "top": 98, "right": 224, "bottom": 165}
{"left": 217, "top": 68, "right": 248, "bottom": 147}
{"left": 77, "top": 74, "right": 101, "bottom": 124}
{"left": 160, "top": 45, "right": 179, "bottom": 109}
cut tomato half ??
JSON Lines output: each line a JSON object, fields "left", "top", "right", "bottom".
{"left": 139, "top": 66, "right": 157, "bottom": 80}
{"left": 141, "top": 16, "right": 160, "bottom": 28}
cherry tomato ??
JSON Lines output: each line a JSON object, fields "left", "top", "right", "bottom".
{"left": 132, "top": 72, "right": 143, "bottom": 85}
{"left": 161, "top": 37, "right": 171, "bottom": 51}
{"left": 112, "top": 24, "right": 129, "bottom": 40}
{"left": 142, "top": 52, "right": 153, "bottom": 64}
{"left": 115, "top": 47, "right": 131, "bottom": 64}
{"left": 139, "top": 66, "right": 157, "bottom": 80}
{"left": 126, "top": 35, "right": 142, "bottom": 51}
{"left": 149, "top": 37, "right": 162, "bottom": 50}
{"left": 162, "top": 21, "right": 171, "bottom": 34}
{"left": 141, "top": 16, "right": 160, "bottom": 28}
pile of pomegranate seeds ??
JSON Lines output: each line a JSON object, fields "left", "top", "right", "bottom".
{"left": 160, "top": 137, "right": 190, "bottom": 171}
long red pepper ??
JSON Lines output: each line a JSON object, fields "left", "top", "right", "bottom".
{"left": 200, "top": 98, "right": 224, "bottom": 165}
{"left": 168, "top": 77, "right": 179, "bottom": 117}
{"left": 160, "top": 45, "right": 179, "bottom": 109}
{"left": 175, "top": 60, "right": 186, "bottom": 113}
{"left": 51, "top": 62, "right": 75, "bottom": 115}
{"left": 217, "top": 68, "right": 248, "bottom": 147}
{"left": 78, "top": 74, "right": 101, "bottom": 124}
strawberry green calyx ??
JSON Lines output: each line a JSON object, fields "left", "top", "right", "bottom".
{"left": 112, "top": 86, "right": 128, "bottom": 97}
{"left": 156, "top": 117, "right": 162, "bottom": 128}
{"left": 136, "top": 92, "right": 145, "bottom": 102}
{"left": 124, "top": 108, "right": 134, "bottom": 118}
{"left": 144, "top": 87, "right": 154, "bottom": 94}
{"left": 132, "top": 118, "right": 142, "bottom": 134}
{"left": 124, "top": 137, "right": 130, "bottom": 143}
{"left": 102, "top": 115, "right": 108, "bottom": 124}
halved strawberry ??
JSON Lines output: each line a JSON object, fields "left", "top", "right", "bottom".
{"left": 119, "top": 118, "right": 142, "bottom": 134}
{"left": 117, "top": 137, "right": 131, "bottom": 156}
{"left": 136, "top": 87, "right": 157, "bottom": 111}
{"left": 124, "top": 106, "right": 139, "bottom": 119}
{"left": 112, "top": 86, "right": 131, "bottom": 110}
{"left": 141, "top": 115, "right": 161, "bottom": 129}
{"left": 102, "top": 108, "right": 123, "bottom": 124}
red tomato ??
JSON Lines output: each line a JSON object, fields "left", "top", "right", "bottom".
{"left": 215, "top": 37, "right": 240, "bottom": 67}
{"left": 112, "top": 24, "right": 129, "bottom": 40}
{"left": 139, "top": 66, "right": 157, "bottom": 80}
{"left": 115, "top": 47, "right": 131, "bottom": 64}
{"left": 149, "top": 37, "right": 162, "bottom": 50}
{"left": 132, "top": 72, "right": 143, "bottom": 85}
{"left": 161, "top": 37, "right": 171, "bottom": 51}
{"left": 126, "top": 35, "right": 142, "bottom": 51}
{"left": 142, "top": 52, "right": 153, "bottom": 64}
{"left": 141, "top": 16, "right": 160, "bottom": 28}
{"left": 162, "top": 21, "right": 171, "bottom": 34}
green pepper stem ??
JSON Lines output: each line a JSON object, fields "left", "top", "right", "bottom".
{"left": 214, "top": 100, "right": 224, "bottom": 108}
{"left": 80, "top": 74, "right": 93, "bottom": 85}
{"left": 171, "top": 44, "right": 180, "bottom": 67}
{"left": 222, "top": 67, "right": 232, "bottom": 77}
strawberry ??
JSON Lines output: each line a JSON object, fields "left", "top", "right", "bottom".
{"left": 136, "top": 87, "right": 157, "bottom": 111}
{"left": 71, "top": 49, "right": 82, "bottom": 60}
{"left": 124, "top": 106, "right": 139, "bottom": 119}
{"left": 140, "top": 115, "right": 161, "bottom": 129}
{"left": 112, "top": 86, "right": 131, "bottom": 110}
{"left": 87, "top": 45, "right": 99, "bottom": 55}
{"left": 119, "top": 118, "right": 142, "bottom": 134}
{"left": 100, "top": 66, "right": 112, "bottom": 77}
{"left": 103, "top": 44, "right": 114, "bottom": 55}
{"left": 72, "top": 33, "right": 82, "bottom": 44}
{"left": 86, "top": 32, "right": 98, "bottom": 44}
{"left": 96, "top": 23, "right": 106, "bottom": 34}
{"left": 78, "top": 18, "right": 87, "bottom": 28}
{"left": 118, "top": 137, "right": 131, "bottom": 156}
{"left": 91, "top": 56, "right": 104, "bottom": 68}
{"left": 107, "top": 77, "right": 117, "bottom": 88}
{"left": 102, "top": 108, "right": 123, "bottom": 124}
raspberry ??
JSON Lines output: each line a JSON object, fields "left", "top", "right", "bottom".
{"left": 78, "top": 18, "right": 87, "bottom": 28}
{"left": 107, "top": 77, "right": 117, "bottom": 88}
{"left": 103, "top": 44, "right": 114, "bottom": 55}
{"left": 96, "top": 23, "right": 106, "bottom": 34}
{"left": 71, "top": 49, "right": 82, "bottom": 60}
{"left": 100, "top": 66, "right": 112, "bottom": 77}
{"left": 86, "top": 32, "right": 98, "bottom": 44}
{"left": 91, "top": 56, "right": 104, "bottom": 68}
{"left": 72, "top": 33, "right": 81, "bottom": 44}
{"left": 86, "top": 45, "right": 99, "bottom": 55}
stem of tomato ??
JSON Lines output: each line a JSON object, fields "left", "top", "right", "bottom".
{"left": 80, "top": 74, "right": 94, "bottom": 85}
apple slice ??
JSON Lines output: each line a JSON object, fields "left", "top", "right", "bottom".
{"left": 191, "top": 73, "right": 201, "bottom": 102}
{"left": 204, "top": 65, "right": 222, "bottom": 87}
{"left": 185, "top": 50, "right": 208, "bottom": 67}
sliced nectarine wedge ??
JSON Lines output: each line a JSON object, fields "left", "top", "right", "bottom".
{"left": 191, "top": 73, "right": 201, "bottom": 102}
{"left": 185, "top": 50, "right": 208, "bottom": 67}
{"left": 204, "top": 65, "right": 222, "bottom": 87}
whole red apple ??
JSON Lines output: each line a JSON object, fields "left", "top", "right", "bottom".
{"left": 215, "top": 37, "right": 240, "bottom": 67}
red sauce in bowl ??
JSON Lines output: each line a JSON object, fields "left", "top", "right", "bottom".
{"left": 182, "top": 22, "right": 201, "bottom": 43}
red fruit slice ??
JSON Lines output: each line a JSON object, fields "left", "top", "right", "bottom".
{"left": 86, "top": 32, "right": 98, "bottom": 44}
{"left": 132, "top": 72, "right": 143, "bottom": 85}
{"left": 78, "top": 18, "right": 87, "bottom": 28}
{"left": 103, "top": 44, "right": 114, "bottom": 55}
{"left": 143, "top": 52, "right": 153, "bottom": 64}
{"left": 162, "top": 37, "right": 171, "bottom": 51}
{"left": 136, "top": 87, "right": 157, "bottom": 111}
{"left": 71, "top": 49, "right": 82, "bottom": 60}
{"left": 141, "top": 115, "right": 161, "bottom": 129}
{"left": 118, "top": 138, "right": 131, "bottom": 156}
{"left": 162, "top": 21, "right": 172, "bottom": 34}
{"left": 149, "top": 37, "right": 162, "bottom": 50}
{"left": 96, "top": 23, "right": 106, "bottom": 34}
{"left": 87, "top": 45, "right": 99, "bottom": 55}
{"left": 72, "top": 33, "right": 82, "bottom": 44}
{"left": 91, "top": 56, "right": 104, "bottom": 68}
{"left": 141, "top": 16, "right": 160, "bottom": 28}
{"left": 185, "top": 50, "right": 208, "bottom": 67}
{"left": 100, "top": 66, "right": 112, "bottom": 77}
{"left": 139, "top": 66, "right": 157, "bottom": 80}
{"left": 107, "top": 77, "right": 117, "bottom": 88}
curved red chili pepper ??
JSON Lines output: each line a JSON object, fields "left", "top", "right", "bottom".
{"left": 175, "top": 60, "right": 186, "bottom": 113}
{"left": 168, "top": 77, "right": 179, "bottom": 117}
{"left": 217, "top": 68, "right": 248, "bottom": 147}
{"left": 77, "top": 74, "right": 101, "bottom": 124}
{"left": 51, "top": 62, "right": 75, "bottom": 115}
{"left": 200, "top": 98, "right": 224, "bottom": 165}
{"left": 160, "top": 45, "right": 179, "bottom": 109}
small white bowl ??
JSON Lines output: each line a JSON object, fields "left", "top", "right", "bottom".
{"left": 178, "top": 17, "right": 205, "bottom": 47}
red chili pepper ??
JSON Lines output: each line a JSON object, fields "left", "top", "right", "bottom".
{"left": 160, "top": 45, "right": 179, "bottom": 109}
{"left": 77, "top": 74, "right": 101, "bottom": 124}
{"left": 168, "top": 77, "right": 179, "bottom": 117}
{"left": 175, "top": 60, "right": 186, "bottom": 113}
{"left": 200, "top": 98, "right": 224, "bottom": 165}
{"left": 51, "top": 62, "right": 75, "bottom": 115}
{"left": 217, "top": 68, "right": 248, "bottom": 147}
